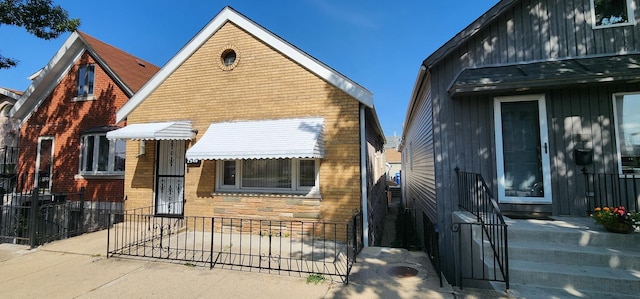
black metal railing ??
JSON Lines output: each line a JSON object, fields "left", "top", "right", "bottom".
{"left": 0, "top": 187, "right": 123, "bottom": 247}
{"left": 0, "top": 174, "right": 17, "bottom": 197}
{"left": 455, "top": 168, "right": 509, "bottom": 290}
{"left": 422, "top": 212, "right": 442, "bottom": 287}
{"left": 107, "top": 207, "right": 364, "bottom": 284}
{"left": 583, "top": 169, "right": 640, "bottom": 213}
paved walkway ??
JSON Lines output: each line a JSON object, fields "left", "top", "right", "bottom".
{"left": 0, "top": 197, "right": 512, "bottom": 298}
{"left": 0, "top": 230, "right": 465, "bottom": 298}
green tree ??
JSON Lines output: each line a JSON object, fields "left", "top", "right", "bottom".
{"left": 0, "top": 0, "right": 80, "bottom": 69}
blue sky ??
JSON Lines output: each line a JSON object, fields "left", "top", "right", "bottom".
{"left": 0, "top": 0, "right": 499, "bottom": 137}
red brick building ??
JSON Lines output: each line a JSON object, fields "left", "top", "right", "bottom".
{"left": 9, "top": 31, "right": 159, "bottom": 201}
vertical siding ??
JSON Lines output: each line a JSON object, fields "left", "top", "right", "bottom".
{"left": 425, "top": 0, "right": 640, "bottom": 214}
{"left": 404, "top": 0, "right": 640, "bottom": 282}
{"left": 451, "top": 0, "right": 640, "bottom": 71}
{"left": 546, "top": 82, "right": 640, "bottom": 215}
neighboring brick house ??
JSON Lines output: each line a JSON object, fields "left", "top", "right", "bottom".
{"left": 107, "top": 7, "right": 386, "bottom": 245}
{"left": 0, "top": 88, "right": 20, "bottom": 189}
{"left": 9, "top": 31, "right": 159, "bottom": 201}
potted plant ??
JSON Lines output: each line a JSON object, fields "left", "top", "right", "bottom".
{"left": 591, "top": 206, "right": 640, "bottom": 233}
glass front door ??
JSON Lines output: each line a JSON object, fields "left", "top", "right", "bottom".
{"left": 494, "top": 95, "right": 551, "bottom": 203}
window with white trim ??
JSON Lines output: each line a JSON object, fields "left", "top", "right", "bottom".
{"left": 217, "top": 158, "right": 319, "bottom": 194}
{"left": 591, "top": 0, "right": 635, "bottom": 28}
{"left": 614, "top": 93, "right": 640, "bottom": 174}
{"left": 77, "top": 64, "right": 95, "bottom": 97}
{"left": 80, "top": 134, "right": 125, "bottom": 175}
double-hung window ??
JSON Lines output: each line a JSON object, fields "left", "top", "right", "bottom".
{"left": 613, "top": 93, "right": 640, "bottom": 174}
{"left": 591, "top": 0, "right": 635, "bottom": 28}
{"left": 80, "top": 134, "right": 125, "bottom": 175}
{"left": 77, "top": 64, "right": 95, "bottom": 98}
{"left": 217, "top": 158, "right": 319, "bottom": 194}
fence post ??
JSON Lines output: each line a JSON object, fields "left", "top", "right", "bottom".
{"left": 352, "top": 214, "right": 357, "bottom": 263}
{"left": 79, "top": 187, "right": 86, "bottom": 234}
{"left": 29, "top": 188, "right": 39, "bottom": 248}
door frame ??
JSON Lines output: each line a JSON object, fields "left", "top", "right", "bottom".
{"left": 494, "top": 94, "right": 552, "bottom": 204}
{"left": 154, "top": 140, "right": 186, "bottom": 216}
{"left": 35, "top": 136, "right": 54, "bottom": 191}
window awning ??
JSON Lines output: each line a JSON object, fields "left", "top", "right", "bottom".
{"left": 186, "top": 118, "right": 325, "bottom": 160}
{"left": 449, "top": 54, "right": 640, "bottom": 96}
{"left": 106, "top": 121, "right": 194, "bottom": 140}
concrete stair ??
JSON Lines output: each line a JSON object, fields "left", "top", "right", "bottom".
{"left": 504, "top": 218, "right": 640, "bottom": 298}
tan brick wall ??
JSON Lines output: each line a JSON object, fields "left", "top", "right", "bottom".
{"left": 125, "top": 22, "right": 362, "bottom": 224}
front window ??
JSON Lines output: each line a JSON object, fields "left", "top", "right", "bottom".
{"left": 614, "top": 93, "right": 640, "bottom": 174}
{"left": 217, "top": 158, "right": 318, "bottom": 194}
{"left": 77, "top": 64, "right": 95, "bottom": 97}
{"left": 80, "top": 134, "right": 125, "bottom": 175}
{"left": 591, "top": 0, "right": 634, "bottom": 27}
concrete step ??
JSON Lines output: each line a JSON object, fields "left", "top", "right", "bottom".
{"left": 507, "top": 225, "right": 640, "bottom": 249}
{"left": 509, "top": 260, "right": 640, "bottom": 296}
{"left": 508, "top": 241, "right": 640, "bottom": 269}
{"left": 389, "top": 186, "right": 401, "bottom": 198}
{"left": 507, "top": 283, "right": 640, "bottom": 299}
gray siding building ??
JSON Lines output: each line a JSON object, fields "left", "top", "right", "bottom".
{"left": 402, "top": 0, "right": 640, "bottom": 282}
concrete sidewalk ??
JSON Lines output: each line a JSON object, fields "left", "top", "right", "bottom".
{"left": 0, "top": 229, "right": 468, "bottom": 299}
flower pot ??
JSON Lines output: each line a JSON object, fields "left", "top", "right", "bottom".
{"left": 603, "top": 222, "right": 635, "bottom": 234}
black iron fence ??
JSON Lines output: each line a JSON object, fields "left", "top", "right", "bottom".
{"left": 583, "top": 170, "right": 640, "bottom": 213}
{"left": 107, "top": 207, "right": 364, "bottom": 283}
{"left": 0, "top": 187, "right": 123, "bottom": 247}
{"left": 455, "top": 168, "right": 509, "bottom": 290}
{"left": 421, "top": 211, "right": 442, "bottom": 287}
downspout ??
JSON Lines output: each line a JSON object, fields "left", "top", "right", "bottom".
{"left": 360, "top": 105, "right": 369, "bottom": 247}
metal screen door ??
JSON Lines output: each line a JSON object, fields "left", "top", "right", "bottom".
{"left": 155, "top": 140, "right": 185, "bottom": 216}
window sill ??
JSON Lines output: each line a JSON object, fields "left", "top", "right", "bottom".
{"left": 593, "top": 22, "right": 634, "bottom": 29}
{"left": 212, "top": 190, "right": 321, "bottom": 199}
{"left": 75, "top": 174, "right": 124, "bottom": 180}
{"left": 71, "top": 95, "right": 98, "bottom": 102}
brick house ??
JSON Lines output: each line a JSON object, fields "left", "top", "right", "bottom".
{"left": 107, "top": 7, "right": 387, "bottom": 245}
{"left": 0, "top": 88, "right": 20, "bottom": 188}
{"left": 9, "top": 31, "right": 159, "bottom": 201}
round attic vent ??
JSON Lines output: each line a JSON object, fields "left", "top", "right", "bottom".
{"left": 219, "top": 45, "right": 240, "bottom": 71}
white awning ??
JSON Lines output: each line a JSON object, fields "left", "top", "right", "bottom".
{"left": 186, "top": 118, "right": 324, "bottom": 160}
{"left": 106, "top": 121, "right": 194, "bottom": 140}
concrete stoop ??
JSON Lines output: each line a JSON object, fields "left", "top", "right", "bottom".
{"left": 502, "top": 219, "right": 640, "bottom": 298}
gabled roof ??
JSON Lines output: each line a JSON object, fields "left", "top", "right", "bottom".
{"left": 116, "top": 6, "right": 373, "bottom": 123}
{"left": 9, "top": 31, "right": 159, "bottom": 123}
{"left": 0, "top": 87, "right": 22, "bottom": 101}
{"left": 78, "top": 32, "right": 159, "bottom": 93}
{"left": 422, "top": 0, "right": 519, "bottom": 68}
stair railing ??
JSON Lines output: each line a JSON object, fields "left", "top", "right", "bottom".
{"left": 455, "top": 167, "right": 509, "bottom": 290}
